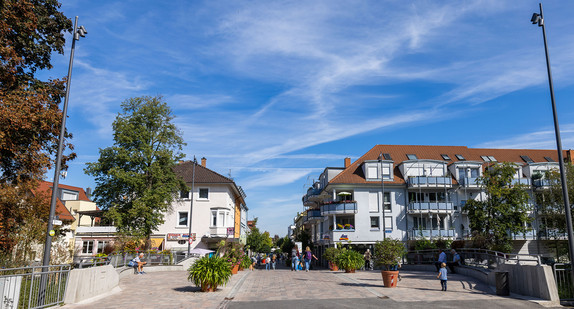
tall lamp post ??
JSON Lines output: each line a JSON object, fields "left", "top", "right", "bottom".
{"left": 531, "top": 3, "right": 574, "bottom": 285}
{"left": 187, "top": 156, "right": 197, "bottom": 256}
{"left": 39, "top": 16, "right": 87, "bottom": 305}
{"left": 379, "top": 153, "right": 386, "bottom": 240}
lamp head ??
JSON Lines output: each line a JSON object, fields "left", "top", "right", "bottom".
{"left": 74, "top": 25, "right": 88, "bottom": 40}
{"left": 531, "top": 13, "right": 543, "bottom": 26}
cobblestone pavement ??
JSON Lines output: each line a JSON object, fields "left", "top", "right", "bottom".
{"left": 62, "top": 265, "right": 559, "bottom": 309}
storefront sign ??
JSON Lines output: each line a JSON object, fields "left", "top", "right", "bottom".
{"left": 339, "top": 234, "right": 348, "bottom": 241}
{"left": 167, "top": 233, "right": 196, "bottom": 241}
{"left": 227, "top": 227, "right": 234, "bottom": 236}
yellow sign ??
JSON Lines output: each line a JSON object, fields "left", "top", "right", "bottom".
{"left": 49, "top": 230, "right": 55, "bottom": 237}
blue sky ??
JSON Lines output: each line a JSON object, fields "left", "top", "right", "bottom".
{"left": 39, "top": 1, "right": 574, "bottom": 237}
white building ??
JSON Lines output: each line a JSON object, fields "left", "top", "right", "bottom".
{"left": 300, "top": 145, "right": 568, "bottom": 256}
{"left": 153, "top": 158, "right": 248, "bottom": 252}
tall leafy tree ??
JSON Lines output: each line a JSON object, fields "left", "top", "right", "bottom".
{"left": 464, "top": 162, "right": 531, "bottom": 252}
{"left": 0, "top": 0, "right": 73, "bottom": 257}
{"left": 85, "top": 96, "right": 186, "bottom": 240}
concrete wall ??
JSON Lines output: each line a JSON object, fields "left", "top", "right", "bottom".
{"left": 492, "top": 264, "right": 559, "bottom": 302}
{"left": 64, "top": 265, "right": 119, "bottom": 304}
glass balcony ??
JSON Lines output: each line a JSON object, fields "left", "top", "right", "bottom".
{"left": 306, "top": 209, "right": 322, "bottom": 222}
{"left": 407, "top": 202, "right": 454, "bottom": 213}
{"left": 302, "top": 187, "right": 322, "bottom": 206}
{"left": 320, "top": 202, "right": 358, "bottom": 215}
{"left": 408, "top": 176, "right": 452, "bottom": 188}
{"left": 510, "top": 229, "right": 536, "bottom": 240}
{"left": 408, "top": 229, "right": 455, "bottom": 239}
{"left": 533, "top": 179, "right": 554, "bottom": 188}
{"left": 511, "top": 178, "right": 530, "bottom": 186}
{"left": 460, "top": 177, "right": 480, "bottom": 187}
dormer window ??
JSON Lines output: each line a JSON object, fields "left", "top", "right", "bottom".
{"left": 406, "top": 154, "right": 418, "bottom": 160}
{"left": 383, "top": 153, "right": 392, "bottom": 160}
{"left": 520, "top": 156, "right": 534, "bottom": 163}
{"left": 441, "top": 154, "right": 451, "bottom": 161}
{"left": 544, "top": 156, "right": 555, "bottom": 162}
{"left": 455, "top": 154, "right": 465, "bottom": 161}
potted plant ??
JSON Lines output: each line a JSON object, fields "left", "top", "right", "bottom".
{"left": 240, "top": 255, "right": 251, "bottom": 271}
{"left": 324, "top": 247, "right": 340, "bottom": 271}
{"left": 188, "top": 255, "right": 232, "bottom": 292}
{"left": 373, "top": 238, "right": 407, "bottom": 288}
{"left": 335, "top": 248, "right": 364, "bottom": 273}
{"left": 218, "top": 240, "right": 245, "bottom": 274}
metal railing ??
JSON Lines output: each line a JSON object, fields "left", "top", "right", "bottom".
{"left": 407, "top": 229, "right": 455, "bottom": 239}
{"left": 74, "top": 253, "right": 175, "bottom": 269}
{"left": 408, "top": 202, "right": 454, "bottom": 212}
{"left": 553, "top": 264, "right": 574, "bottom": 301}
{"left": 320, "top": 202, "right": 358, "bottom": 215}
{"left": 407, "top": 176, "right": 452, "bottom": 187}
{"left": 0, "top": 265, "right": 70, "bottom": 309}
{"left": 406, "top": 248, "right": 541, "bottom": 268}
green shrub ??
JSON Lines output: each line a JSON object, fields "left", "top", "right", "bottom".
{"left": 335, "top": 248, "right": 364, "bottom": 271}
{"left": 434, "top": 238, "right": 452, "bottom": 250}
{"left": 240, "top": 255, "right": 251, "bottom": 269}
{"left": 414, "top": 238, "right": 436, "bottom": 251}
{"left": 324, "top": 247, "right": 341, "bottom": 264}
{"left": 373, "top": 238, "right": 407, "bottom": 271}
{"left": 188, "top": 256, "right": 232, "bottom": 292}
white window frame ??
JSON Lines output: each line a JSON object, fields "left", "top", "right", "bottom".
{"left": 210, "top": 209, "right": 229, "bottom": 227}
{"left": 82, "top": 240, "right": 94, "bottom": 254}
{"left": 198, "top": 188, "right": 209, "bottom": 200}
{"left": 178, "top": 211, "right": 189, "bottom": 227}
{"left": 370, "top": 216, "right": 380, "bottom": 230}
{"left": 383, "top": 192, "right": 391, "bottom": 212}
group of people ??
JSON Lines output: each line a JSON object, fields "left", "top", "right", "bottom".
{"left": 250, "top": 253, "right": 279, "bottom": 271}
{"left": 291, "top": 245, "right": 318, "bottom": 272}
{"left": 434, "top": 249, "right": 461, "bottom": 291}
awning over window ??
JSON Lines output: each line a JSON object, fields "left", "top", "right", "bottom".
{"left": 150, "top": 238, "right": 164, "bottom": 250}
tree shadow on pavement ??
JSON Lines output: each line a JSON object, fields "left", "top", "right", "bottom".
{"left": 340, "top": 282, "right": 385, "bottom": 288}
{"left": 173, "top": 286, "right": 203, "bottom": 293}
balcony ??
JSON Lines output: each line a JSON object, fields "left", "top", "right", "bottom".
{"left": 407, "top": 202, "right": 454, "bottom": 214}
{"left": 302, "top": 188, "right": 322, "bottom": 206}
{"left": 76, "top": 226, "right": 116, "bottom": 234}
{"left": 320, "top": 202, "right": 358, "bottom": 215}
{"left": 407, "top": 176, "right": 452, "bottom": 189}
{"left": 460, "top": 177, "right": 480, "bottom": 187}
{"left": 407, "top": 229, "right": 455, "bottom": 239}
{"left": 533, "top": 179, "right": 554, "bottom": 189}
{"left": 208, "top": 226, "right": 233, "bottom": 238}
{"left": 511, "top": 178, "right": 530, "bottom": 186}
{"left": 510, "top": 230, "right": 536, "bottom": 240}
{"left": 306, "top": 209, "right": 322, "bottom": 222}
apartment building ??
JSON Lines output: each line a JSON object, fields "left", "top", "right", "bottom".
{"left": 299, "top": 145, "right": 568, "bottom": 255}
{"left": 153, "top": 158, "right": 248, "bottom": 251}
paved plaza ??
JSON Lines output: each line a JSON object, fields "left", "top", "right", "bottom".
{"left": 62, "top": 265, "right": 561, "bottom": 309}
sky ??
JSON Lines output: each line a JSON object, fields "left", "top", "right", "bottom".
{"left": 38, "top": 0, "right": 574, "bottom": 237}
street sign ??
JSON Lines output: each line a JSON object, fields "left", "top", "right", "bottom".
{"left": 52, "top": 219, "right": 62, "bottom": 226}
{"left": 385, "top": 230, "right": 392, "bottom": 233}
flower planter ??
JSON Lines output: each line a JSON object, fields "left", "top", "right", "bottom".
{"left": 345, "top": 268, "right": 355, "bottom": 273}
{"left": 231, "top": 264, "right": 239, "bottom": 275}
{"left": 381, "top": 270, "right": 400, "bottom": 288}
{"left": 329, "top": 262, "right": 339, "bottom": 271}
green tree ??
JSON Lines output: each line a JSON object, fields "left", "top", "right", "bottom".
{"left": 85, "top": 96, "right": 185, "bottom": 241}
{"left": 280, "top": 236, "right": 294, "bottom": 254}
{"left": 534, "top": 164, "right": 574, "bottom": 261}
{"left": 464, "top": 162, "right": 531, "bottom": 252}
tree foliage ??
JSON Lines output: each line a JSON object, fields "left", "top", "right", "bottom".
{"left": 85, "top": 96, "right": 185, "bottom": 239}
{"left": 246, "top": 222, "right": 273, "bottom": 253}
{"left": 0, "top": 0, "right": 73, "bottom": 258}
{"left": 463, "top": 162, "right": 531, "bottom": 252}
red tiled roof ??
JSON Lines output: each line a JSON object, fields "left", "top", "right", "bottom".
{"left": 33, "top": 181, "right": 90, "bottom": 222}
{"left": 330, "top": 145, "right": 562, "bottom": 185}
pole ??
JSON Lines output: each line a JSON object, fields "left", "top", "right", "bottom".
{"left": 380, "top": 153, "right": 386, "bottom": 240}
{"left": 537, "top": 3, "right": 574, "bottom": 287}
{"left": 39, "top": 16, "right": 80, "bottom": 305}
{"left": 186, "top": 157, "right": 197, "bottom": 256}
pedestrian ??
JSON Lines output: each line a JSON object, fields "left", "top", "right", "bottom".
{"left": 447, "top": 249, "right": 461, "bottom": 273}
{"left": 363, "top": 249, "right": 372, "bottom": 270}
{"left": 250, "top": 255, "right": 256, "bottom": 271}
{"left": 304, "top": 246, "right": 318, "bottom": 272}
{"left": 291, "top": 245, "right": 299, "bottom": 271}
{"left": 271, "top": 254, "right": 277, "bottom": 270}
{"left": 437, "top": 262, "right": 448, "bottom": 291}
{"left": 265, "top": 255, "right": 271, "bottom": 270}
{"left": 435, "top": 249, "right": 447, "bottom": 271}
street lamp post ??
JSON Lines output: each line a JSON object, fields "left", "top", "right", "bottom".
{"left": 187, "top": 157, "right": 197, "bottom": 256}
{"left": 531, "top": 3, "right": 574, "bottom": 286}
{"left": 39, "top": 16, "right": 87, "bottom": 305}
{"left": 379, "top": 153, "right": 386, "bottom": 240}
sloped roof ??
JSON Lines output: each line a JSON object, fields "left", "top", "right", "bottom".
{"left": 34, "top": 181, "right": 90, "bottom": 222}
{"left": 330, "top": 145, "right": 562, "bottom": 185}
{"left": 174, "top": 161, "right": 235, "bottom": 184}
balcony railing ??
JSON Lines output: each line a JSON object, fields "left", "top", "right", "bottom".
{"left": 407, "top": 229, "right": 455, "bottom": 239}
{"left": 510, "top": 229, "right": 536, "bottom": 240}
{"left": 511, "top": 178, "right": 530, "bottom": 186}
{"left": 306, "top": 209, "right": 322, "bottom": 222}
{"left": 533, "top": 179, "right": 554, "bottom": 188}
{"left": 208, "top": 226, "right": 232, "bottom": 237}
{"left": 408, "top": 176, "right": 452, "bottom": 188}
{"left": 460, "top": 177, "right": 480, "bottom": 187}
{"left": 407, "top": 202, "right": 454, "bottom": 213}
{"left": 76, "top": 226, "right": 117, "bottom": 234}
{"left": 320, "top": 202, "right": 358, "bottom": 215}
{"left": 302, "top": 188, "right": 322, "bottom": 206}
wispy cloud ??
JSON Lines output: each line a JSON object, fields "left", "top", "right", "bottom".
{"left": 474, "top": 124, "right": 574, "bottom": 150}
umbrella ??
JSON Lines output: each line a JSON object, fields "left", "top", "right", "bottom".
{"left": 337, "top": 192, "right": 352, "bottom": 196}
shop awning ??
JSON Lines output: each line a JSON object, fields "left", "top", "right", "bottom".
{"left": 150, "top": 238, "right": 164, "bottom": 250}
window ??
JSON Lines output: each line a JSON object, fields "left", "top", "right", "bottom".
{"left": 180, "top": 190, "right": 189, "bottom": 199}
{"left": 210, "top": 209, "right": 229, "bottom": 227}
{"left": 367, "top": 166, "right": 378, "bottom": 179}
{"left": 211, "top": 210, "right": 217, "bottom": 226}
{"left": 480, "top": 156, "right": 490, "bottom": 162}
{"left": 369, "top": 191, "right": 379, "bottom": 212}
{"left": 58, "top": 189, "right": 79, "bottom": 201}
{"left": 520, "top": 156, "right": 534, "bottom": 163}
{"left": 488, "top": 156, "right": 497, "bottom": 162}
{"left": 406, "top": 154, "right": 418, "bottom": 160}
{"left": 97, "top": 241, "right": 108, "bottom": 254}
{"left": 441, "top": 154, "right": 451, "bottom": 161}
{"left": 383, "top": 153, "right": 392, "bottom": 160}
{"left": 455, "top": 154, "right": 465, "bottom": 161}
{"left": 384, "top": 216, "right": 393, "bottom": 230}
{"left": 335, "top": 216, "right": 355, "bottom": 230}
{"left": 82, "top": 241, "right": 94, "bottom": 254}
{"left": 199, "top": 188, "right": 209, "bottom": 199}
{"left": 178, "top": 212, "right": 188, "bottom": 227}
{"left": 370, "top": 216, "right": 380, "bottom": 229}
{"left": 383, "top": 192, "right": 391, "bottom": 212}
{"left": 545, "top": 156, "right": 555, "bottom": 162}
{"left": 413, "top": 217, "right": 427, "bottom": 230}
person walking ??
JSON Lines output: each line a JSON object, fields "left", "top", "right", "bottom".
{"left": 437, "top": 262, "right": 448, "bottom": 291}
{"left": 291, "top": 245, "right": 300, "bottom": 271}
{"left": 304, "top": 246, "right": 318, "bottom": 272}
{"left": 265, "top": 255, "right": 271, "bottom": 270}
{"left": 363, "top": 249, "right": 372, "bottom": 270}
{"left": 250, "top": 255, "right": 256, "bottom": 271}
{"left": 271, "top": 254, "right": 277, "bottom": 270}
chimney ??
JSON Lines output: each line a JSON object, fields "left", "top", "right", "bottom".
{"left": 344, "top": 157, "right": 351, "bottom": 168}
{"left": 201, "top": 157, "right": 207, "bottom": 167}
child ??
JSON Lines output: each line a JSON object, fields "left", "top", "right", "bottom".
{"left": 437, "top": 262, "right": 447, "bottom": 291}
